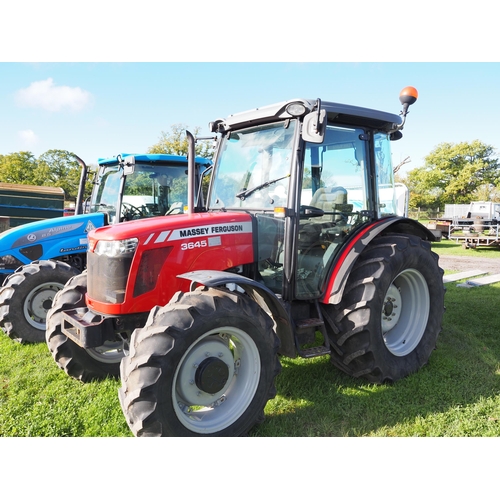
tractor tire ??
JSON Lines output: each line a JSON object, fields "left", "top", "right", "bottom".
{"left": 119, "top": 287, "right": 281, "bottom": 437}
{"left": 322, "top": 234, "right": 444, "bottom": 384}
{"left": 46, "top": 271, "right": 127, "bottom": 381}
{"left": 0, "top": 260, "right": 79, "bottom": 343}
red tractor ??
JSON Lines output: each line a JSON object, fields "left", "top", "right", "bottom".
{"left": 47, "top": 87, "right": 445, "bottom": 436}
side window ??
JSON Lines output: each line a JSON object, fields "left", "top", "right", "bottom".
{"left": 301, "top": 126, "right": 368, "bottom": 213}
{"left": 374, "top": 133, "right": 397, "bottom": 216}
{"left": 296, "top": 126, "right": 370, "bottom": 299}
{"left": 200, "top": 166, "right": 212, "bottom": 206}
{"left": 91, "top": 168, "right": 121, "bottom": 210}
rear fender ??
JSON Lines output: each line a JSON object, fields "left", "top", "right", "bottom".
{"left": 324, "top": 217, "right": 436, "bottom": 305}
{"left": 178, "top": 270, "right": 296, "bottom": 357}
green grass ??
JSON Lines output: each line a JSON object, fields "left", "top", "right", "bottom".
{"left": 253, "top": 282, "right": 500, "bottom": 436}
{"left": 0, "top": 338, "right": 130, "bottom": 436}
{"left": 432, "top": 239, "right": 500, "bottom": 257}
{"left": 1, "top": 242, "right": 499, "bottom": 437}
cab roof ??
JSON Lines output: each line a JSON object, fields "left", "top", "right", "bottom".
{"left": 97, "top": 153, "right": 211, "bottom": 166}
{"left": 222, "top": 98, "right": 402, "bottom": 133}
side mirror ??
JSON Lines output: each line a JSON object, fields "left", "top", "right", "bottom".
{"left": 122, "top": 155, "right": 135, "bottom": 175}
{"left": 302, "top": 109, "right": 327, "bottom": 143}
{"left": 390, "top": 130, "right": 403, "bottom": 141}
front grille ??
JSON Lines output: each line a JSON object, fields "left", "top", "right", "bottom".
{"left": 133, "top": 246, "right": 172, "bottom": 297}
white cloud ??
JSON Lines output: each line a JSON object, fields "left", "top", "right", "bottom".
{"left": 18, "top": 129, "right": 40, "bottom": 146}
{"left": 15, "top": 78, "right": 93, "bottom": 112}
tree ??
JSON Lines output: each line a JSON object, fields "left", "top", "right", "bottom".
{"left": 37, "top": 149, "right": 82, "bottom": 199}
{"left": 473, "top": 183, "right": 500, "bottom": 202}
{"left": 0, "top": 152, "right": 39, "bottom": 184}
{"left": 0, "top": 150, "right": 87, "bottom": 202}
{"left": 148, "top": 123, "right": 213, "bottom": 159}
{"left": 407, "top": 140, "right": 500, "bottom": 210}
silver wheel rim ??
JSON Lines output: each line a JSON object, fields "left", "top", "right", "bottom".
{"left": 173, "top": 327, "right": 261, "bottom": 434}
{"left": 86, "top": 338, "right": 128, "bottom": 364}
{"left": 24, "top": 281, "right": 64, "bottom": 329}
{"left": 382, "top": 268, "right": 430, "bottom": 357}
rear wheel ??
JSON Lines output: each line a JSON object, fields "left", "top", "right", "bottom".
{"left": 322, "top": 234, "right": 444, "bottom": 383}
{"left": 0, "top": 260, "right": 78, "bottom": 343}
{"left": 46, "top": 272, "right": 127, "bottom": 381}
{"left": 119, "top": 287, "right": 281, "bottom": 437}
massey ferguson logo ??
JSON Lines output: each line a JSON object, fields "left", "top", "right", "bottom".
{"left": 179, "top": 224, "right": 244, "bottom": 237}
{"left": 144, "top": 222, "right": 253, "bottom": 245}
{"left": 172, "top": 222, "right": 252, "bottom": 241}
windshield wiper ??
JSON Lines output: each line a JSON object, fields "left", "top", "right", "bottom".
{"left": 236, "top": 174, "right": 290, "bottom": 201}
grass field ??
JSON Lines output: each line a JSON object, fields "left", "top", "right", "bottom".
{"left": 0, "top": 241, "right": 499, "bottom": 438}
{"left": 432, "top": 238, "right": 500, "bottom": 257}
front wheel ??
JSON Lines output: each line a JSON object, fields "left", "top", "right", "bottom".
{"left": 119, "top": 287, "right": 281, "bottom": 437}
{"left": 46, "top": 272, "right": 127, "bottom": 381}
{"left": 0, "top": 260, "right": 79, "bottom": 343}
{"left": 322, "top": 234, "right": 445, "bottom": 384}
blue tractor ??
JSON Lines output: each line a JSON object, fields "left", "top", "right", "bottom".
{"left": 0, "top": 152, "right": 211, "bottom": 343}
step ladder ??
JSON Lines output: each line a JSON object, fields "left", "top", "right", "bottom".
{"left": 294, "top": 301, "right": 331, "bottom": 358}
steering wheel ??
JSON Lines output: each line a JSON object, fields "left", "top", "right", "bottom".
{"left": 121, "top": 202, "right": 144, "bottom": 220}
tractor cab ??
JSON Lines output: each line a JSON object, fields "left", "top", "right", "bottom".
{"left": 90, "top": 153, "right": 210, "bottom": 223}
{"left": 203, "top": 97, "right": 409, "bottom": 301}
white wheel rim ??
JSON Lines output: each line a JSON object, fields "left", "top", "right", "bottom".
{"left": 87, "top": 338, "right": 128, "bottom": 364}
{"left": 24, "top": 281, "right": 64, "bottom": 329}
{"left": 173, "top": 327, "right": 261, "bottom": 434}
{"left": 382, "top": 268, "right": 430, "bottom": 357}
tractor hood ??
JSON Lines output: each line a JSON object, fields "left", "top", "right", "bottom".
{"left": 1, "top": 212, "right": 106, "bottom": 250}
{"left": 87, "top": 211, "right": 252, "bottom": 248}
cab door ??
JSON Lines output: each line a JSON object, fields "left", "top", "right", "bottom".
{"left": 294, "top": 125, "right": 372, "bottom": 299}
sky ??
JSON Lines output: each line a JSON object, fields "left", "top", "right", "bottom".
{"left": 1, "top": 61, "right": 499, "bottom": 177}
{"left": 1, "top": 2, "right": 499, "bottom": 179}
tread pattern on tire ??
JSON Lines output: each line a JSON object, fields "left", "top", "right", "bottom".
{"left": 119, "top": 287, "right": 281, "bottom": 437}
{"left": 46, "top": 271, "right": 122, "bottom": 381}
{"left": 0, "top": 259, "right": 78, "bottom": 343}
{"left": 322, "top": 234, "right": 445, "bottom": 384}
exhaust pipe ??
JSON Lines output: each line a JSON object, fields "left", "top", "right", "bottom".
{"left": 186, "top": 130, "right": 195, "bottom": 215}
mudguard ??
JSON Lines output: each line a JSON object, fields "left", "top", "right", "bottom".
{"left": 323, "top": 216, "right": 437, "bottom": 305}
{"left": 178, "top": 269, "right": 296, "bottom": 358}
{"left": 0, "top": 212, "right": 106, "bottom": 279}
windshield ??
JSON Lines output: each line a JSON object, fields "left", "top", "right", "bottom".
{"left": 208, "top": 121, "right": 296, "bottom": 210}
{"left": 89, "top": 163, "right": 190, "bottom": 222}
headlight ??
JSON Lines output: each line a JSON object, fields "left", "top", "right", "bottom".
{"left": 94, "top": 238, "right": 138, "bottom": 257}
{"left": 286, "top": 102, "right": 307, "bottom": 117}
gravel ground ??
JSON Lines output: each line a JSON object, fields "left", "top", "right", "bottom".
{"left": 437, "top": 254, "right": 500, "bottom": 274}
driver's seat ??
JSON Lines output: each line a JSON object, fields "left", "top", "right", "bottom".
{"left": 309, "top": 186, "right": 348, "bottom": 222}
